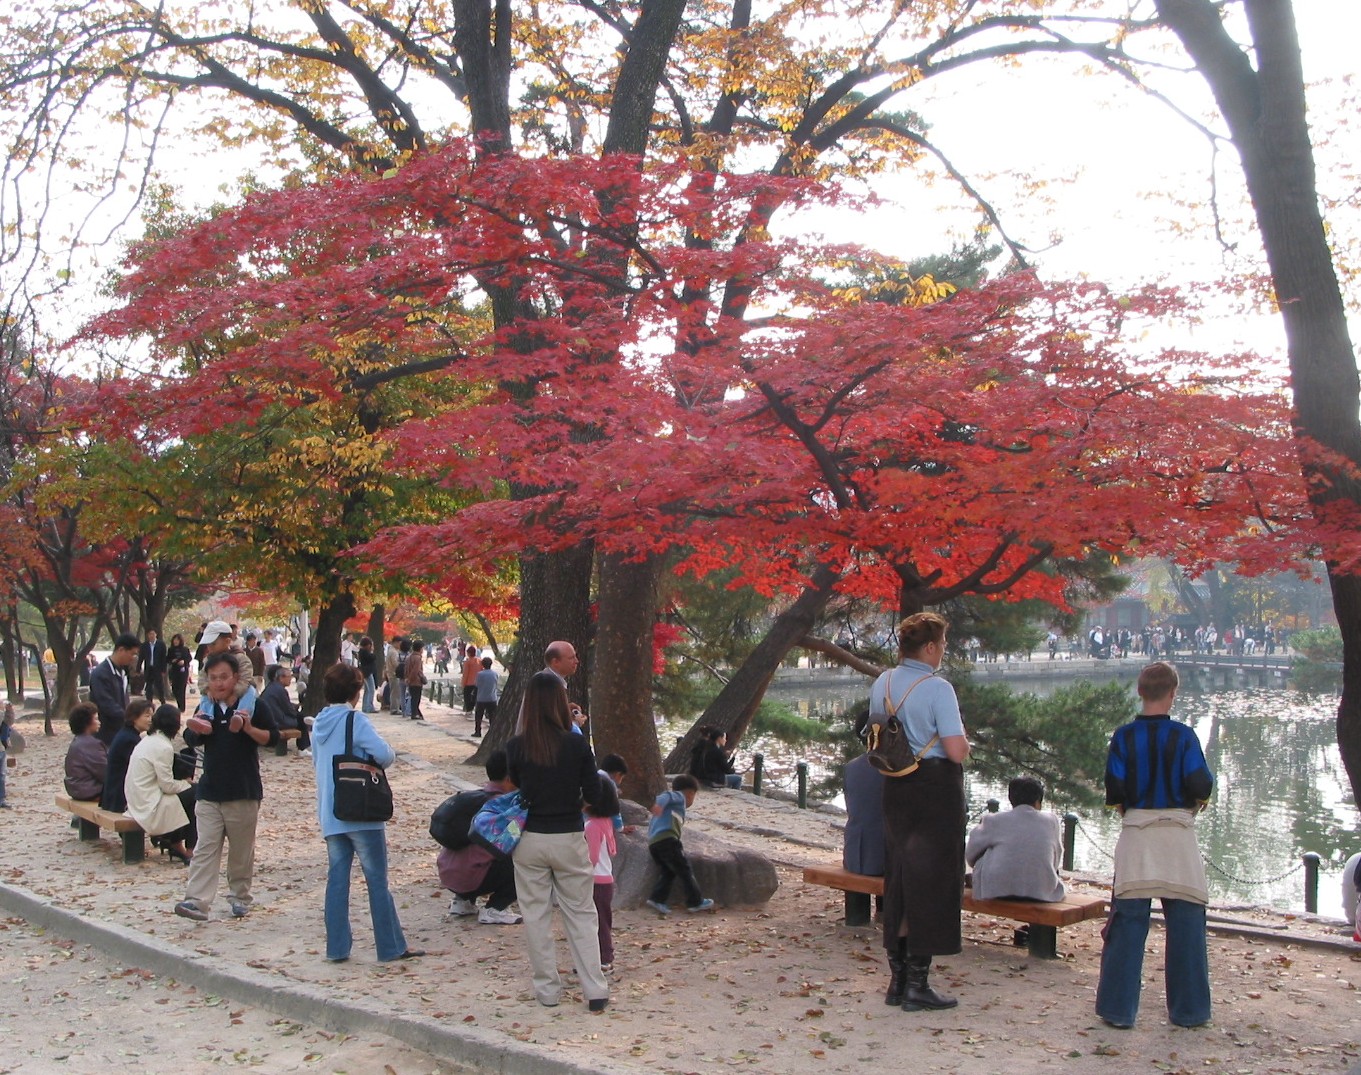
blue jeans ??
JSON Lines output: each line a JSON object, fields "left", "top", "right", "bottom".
{"left": 1095, "top": 896, "right": 1211, "bottom": 1027}
{"left": 362, "top": 675, "right": 376, "bottom": 712}
{"left": 324, "top": 829, "right": 408, "bottom": 961}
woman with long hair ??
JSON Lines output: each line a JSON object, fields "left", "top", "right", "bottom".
{"left": 871, "top": 612, "right": 970, "bottom": 1013}
{"left": 506, "top": 670, "right": 608, "bottom": 1012}
{"left": 125, "top": 704, "right": 197, "bottom": 863}
{"left": 166, "top": 633, "right": 193, "bottom": 712}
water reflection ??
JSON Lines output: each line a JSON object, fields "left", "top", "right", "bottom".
{"left": 665, "top": 682, "right": 1358, "bottom": 917}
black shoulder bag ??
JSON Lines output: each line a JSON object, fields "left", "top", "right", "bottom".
{"left": 332, "top": 709, "right": 394, "bottom": 822}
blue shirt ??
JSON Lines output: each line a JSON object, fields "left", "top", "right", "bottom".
{"left": 1104, "top": 714, "right": 1213, "bottom": 811}
{"left": 648, "top": 789, "right": 687, "bottom": 844}
{"left": 867, "top": 660, "right": 964, "bottom": 760}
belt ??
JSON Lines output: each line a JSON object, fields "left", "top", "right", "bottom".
{"left": 915, "top": 757, "right": 958, "bottom": 768}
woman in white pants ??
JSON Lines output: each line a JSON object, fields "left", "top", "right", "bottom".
{"left": 505, "top": 671, "right": 608, "bottom": 1012}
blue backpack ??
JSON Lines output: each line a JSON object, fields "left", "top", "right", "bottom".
{"left": 468, "top": 791, "right": 529, "bottom": 859}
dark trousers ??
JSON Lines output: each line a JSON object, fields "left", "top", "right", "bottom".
{"left": 474, "top": 701, "right": 497, "bottom": 735}
{"left": 458, "top": 856, "right": 517, "bottom": 911}
{"left": 462, "top": 684, "right": 476, "bottom": 712}
{"left": 594, "top": 880, "right": 615, "bottom": 964}
{"left": 152, "top": 786, "right": 199, "bottom": 851}
{"left": 407, "top": 685, "right": 423, "bottom": 717}
{"left": 649, "top": 838, "right": 703, "bottom": 908}
{"left": 144, "top": 670, "right": 166, "bottom": 703}
{"left": 168, "top": 673, "right": 188, "bottom": 713}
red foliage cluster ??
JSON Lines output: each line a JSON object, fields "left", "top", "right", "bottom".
{"left": 79, "top": 141, "right": 1324, "bottom": 612}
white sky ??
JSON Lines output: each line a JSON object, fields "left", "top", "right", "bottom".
{"left": 24, "top": 2, "right": 1361, "bottom": 370}
{"left": 795, "top": 1, "right": 1361, "bottom": 359}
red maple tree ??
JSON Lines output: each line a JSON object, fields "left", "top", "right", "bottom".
{"left": 81, "top": 143, "right": 1322, "bottom": 770}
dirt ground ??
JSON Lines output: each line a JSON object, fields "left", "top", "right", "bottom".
{"left": 1, "top": 695, "right": 1358, "bottom": 1075}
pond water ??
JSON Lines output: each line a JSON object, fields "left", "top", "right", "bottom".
{"left": 663, "top": 679, "right": 1359, "bottom": 918}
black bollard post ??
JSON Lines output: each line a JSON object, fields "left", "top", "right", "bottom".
{"left": 1303, "top": 851, "right": 1321, "bottom": 913}
{"left": 986, "top": 798, "right": 1000, "bottom": 814}
{"left": 797, "top": 761, "right": 808, "bottom": 809}
{"left": 752, "top": 753, "right": 764, "bottom": 797}
{"left": 1062, "top": 813, "right": 1078, "bottom": 871}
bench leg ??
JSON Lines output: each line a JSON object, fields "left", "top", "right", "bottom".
{"left": 121, "top": 830, "right": 146, "bottom": 865}
{"left": 1027, "top": 924, "right": 1058, "bottom": 959}
{"left": 77, "top": 818, "right": 100, "bottom": 842}
{"left": 844, "top": 891, "right": 872, "bottom": 928}
{"left": 274, "top": 741, "right": 289, "bottom": 757}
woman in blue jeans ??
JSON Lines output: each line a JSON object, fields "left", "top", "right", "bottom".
{"left": 311, "top": 662, "right": 422, "bottom": 963}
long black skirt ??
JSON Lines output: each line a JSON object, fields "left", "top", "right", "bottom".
{"left": 881, "top": 759, "right": 965, "bottom": 956}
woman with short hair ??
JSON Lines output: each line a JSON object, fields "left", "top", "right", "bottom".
{"left": 870, "top": 612, "right": 970, "bottom": 1013}
{"left": 125, "top": 704, "right": 197, "bottom": 863}
{"left": 63, "top": 703, "right": 107, "bottom": 801}
{"left": 310, "top": 662, "right": 421, "bottom": 963}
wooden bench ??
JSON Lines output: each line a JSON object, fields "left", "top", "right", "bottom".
{"left": 55, "top": 793, "right": 146, "bottom": 864}
{"left": 802, "top": 863, "right": 1107, "bottom": 959}
{"left": 272, "top": 727, "right": 302, "bottom": 756}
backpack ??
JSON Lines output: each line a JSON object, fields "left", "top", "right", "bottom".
{"left": 429, "top": 789, "right": 491, "bottom": 851}
{"left": 865, "top": 671, "right": 937, "bottom": 778}
{"left": 468, "top": 790, "right": 530, "bottom": 859}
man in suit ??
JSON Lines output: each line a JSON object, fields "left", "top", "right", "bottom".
{"left": 139, "top": 629, "right": 168, "bottom": 703}
{"left": 90, "top": 633, "right": 139, "bottom": 746}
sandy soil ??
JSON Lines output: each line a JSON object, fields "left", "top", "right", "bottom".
{"left": 1, "top": 696, "right": 1358, "bottom": 1075}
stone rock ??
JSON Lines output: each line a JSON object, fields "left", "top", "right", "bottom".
{"left": 611, "top": 799, "right": 778, "bottom": 909}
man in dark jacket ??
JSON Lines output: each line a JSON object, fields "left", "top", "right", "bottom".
{"left": 259, "top": 664, "right": 307, "bottom": 754}
{"left": 138, "top": 629, "right": 168, "bottom": 703}
{"left": 90, "top": 634, "right": 139, "bottom": 746}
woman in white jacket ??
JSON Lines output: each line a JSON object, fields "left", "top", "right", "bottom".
{"left": 125, "top": 704, "right": 197, "bottom": 863}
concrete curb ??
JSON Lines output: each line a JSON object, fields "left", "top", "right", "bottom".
{"left": 0, "top": 880, "right": 640, "bottom": 1075}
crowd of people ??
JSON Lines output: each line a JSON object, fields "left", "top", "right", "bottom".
{"left": 43, "top": 613, "right": 1347, "bottom": 1028}
{"left": 53, "top": 620, "right": 736, "bottom": 1014}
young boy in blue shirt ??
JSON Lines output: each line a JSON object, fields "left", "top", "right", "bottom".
{"left": 645, "top": 774, "right": 716, "bottom": 915}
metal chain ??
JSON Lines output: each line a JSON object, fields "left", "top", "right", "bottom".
{"left": 1077, "top": 819, "right": 1306, "bottom": 886}
{"left": 1075, "top": 818, "right": 1116, "bottom": 861}
{"left": 1201, "top": 856, "right": 1305, "bottom": 886}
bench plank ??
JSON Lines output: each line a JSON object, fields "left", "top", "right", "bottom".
{"left": 802, "top": 863, "right": 1107, "bottom": 958}
{"left": 56, "top": 793, "right": 146, "bottom": 864}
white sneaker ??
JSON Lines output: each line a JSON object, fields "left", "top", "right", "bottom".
{"left": 448, "top": 896, "right": 478, "bottom": 917}
{"left": 478, "top": 906, "right": 523, "bottom": 925}
{"left": 299, "top": 748, "right": 312, "bottom": 757}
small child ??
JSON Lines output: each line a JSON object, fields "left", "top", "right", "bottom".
{"left": 584, "top": 778, "right": 620, "bottom": 971}
{"left": 645, "top": 774, "right": 715, "bottom": 915}
{"left": 598, "top": 753, "right": 635, "bottom": 834}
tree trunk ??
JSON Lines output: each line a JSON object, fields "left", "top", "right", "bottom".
{"left": 663, "top": 562, "right": 843, "bottom": 772}
{"left": 367, "top": 604, "right": 386, "bottom": 650}
{"left": 470, "top": 542, "right": 595, "bottom": 763}
{"left": 1156, "top": 0, "right": 1361, "bottom": 801}
{"left": 592, "top": 551, "right": 667, "bottom": 801}
{"left": 302, "top": 585, "right": 357, "bottom": 714}
{"left": 1, "top": 608, "right": 18, "bottom": 703}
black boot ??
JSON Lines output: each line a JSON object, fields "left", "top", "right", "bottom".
{"left": 885, "top": 941, "right": 908, "bottom": 1006}
{"left": 901, "top": 955, "right": 957, "bottom": 1012}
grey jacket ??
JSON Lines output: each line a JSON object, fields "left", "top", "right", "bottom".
{"left": 965, "top": 804, "right": 1065, "bottom": 902}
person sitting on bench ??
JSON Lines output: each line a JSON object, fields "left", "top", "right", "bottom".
{"left": 843, "top": 713, "right": 886, "bottom": 878}
{"left": 63, "top": 703, "right": 107, "bottom": 802}
{"left": 965, "top": 776, "right": 1064, "bottom": 903}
